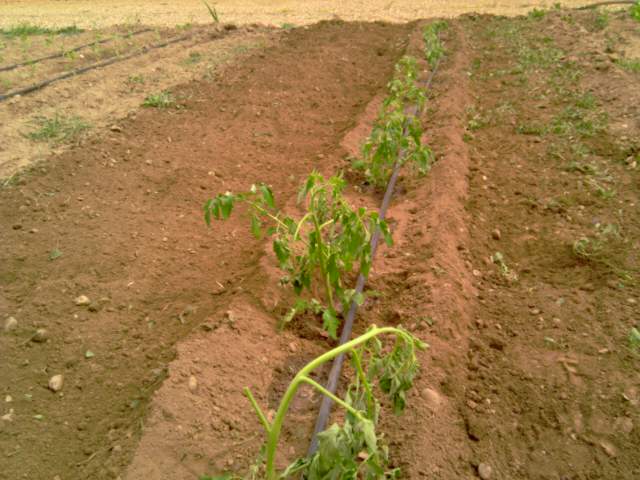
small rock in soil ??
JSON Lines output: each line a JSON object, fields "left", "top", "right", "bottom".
{"left": 599, "top": 440, "right": 617, "bottom": 457}
{"left": 1, "top": 409, "right": 15, "bottom": 422}
{"left": 478, "top": 462, "right": 492, "bottom": 479}
{"left": 188, "top": 375, "right": 198, "bottom": 393}
{"left": 48, "top": 374, "right": 64, "bottom": 392}
{"left": 74, "top": 295, "right": 91, "bottom": 306}
{"left": 32, "top": 328, "right": 48, "bottom": 343}
{"left": 4, "top": 316, "right": 18, "bottom": 332}
{"left": 423, "top": 388, "right": 442, "bottom": 410}
{"left": 491, "top": 229, "right": 501, "bottom": 240}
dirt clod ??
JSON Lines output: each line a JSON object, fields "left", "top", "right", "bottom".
{"left": 478, "top": 462, "right": 492, "bottom": 479}
{"left": 74, "top": 295, "right": 91, "bottom": 306}
{"left": 48, "top": 374, "right": 64, "bottom": 392}
{"left": 188, "top": 376, "right": 198, "bottom": 393}
{"left": 32, "top": 328, "right": 49, "bottom": 343}
{"left": 4, "top": 317, "right": 18, "bottom": 332}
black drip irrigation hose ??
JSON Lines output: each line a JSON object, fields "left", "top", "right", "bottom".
{"left": 0, "top": 33, "right": 193, "bottom": 103}
{"left": 307, "top": 56, "right": 442, "bottom": 456}
{"left": 577, "top": 0, "right": 636, "bottom": 9}
{"left": 0, "top": 28, "right": 153, "bottom": 73}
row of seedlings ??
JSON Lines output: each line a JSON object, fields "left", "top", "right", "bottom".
{"left": 202, "top": 22, "right": 446, "bottom": 480}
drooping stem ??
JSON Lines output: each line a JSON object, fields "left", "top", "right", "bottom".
{"left": 262, "top": 326, "right": 412, "bottom": 480}
{"left": 312, "top": 213, "right": 335, "bottom": 311}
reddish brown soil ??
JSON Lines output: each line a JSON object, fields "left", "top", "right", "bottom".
{"left": 2, "top": 7, "right": 640, "bottom": 480}
{"left": 0, "top": 20, "right": 411, "bottom": 480}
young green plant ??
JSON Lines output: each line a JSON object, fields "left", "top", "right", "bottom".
{"left": 204, "top": 172, "right": 392, "bottom": 338}
{"left": 355, "top": 56, "right": 434, "bottom": 188}
{"left": 203, "top": 325, "right": 426, "bottom": 480}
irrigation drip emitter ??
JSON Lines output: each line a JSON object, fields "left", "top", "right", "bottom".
{"left": 0, "top": 28, "right": 153, "bottom": 73}
{"left": 307, "top": 53, "right": 442, "bottom": 456}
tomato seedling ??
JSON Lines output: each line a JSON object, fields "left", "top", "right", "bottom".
{"left": 422, "top": 21, "right": 447, "bottom": 68}
{"left": 202, "top": 326, "right": 426, "bottom": 480}
{"left": 354, "top": 56, "right": 434, "bottom": 188}
{"left": 204, "top": 172, "right": 392, "bottom": 338}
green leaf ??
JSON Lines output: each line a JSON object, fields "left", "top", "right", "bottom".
{"left": 322, "top": 308, "right": 339, "bottom": 339}
{"left": 359, "top": 418, "right": 377, "bottom": 450}
{"left": 250, "top": 215, "right": 262, "bottom": 239}
{"left": 260, "top": 184, "right": 275, "bottom": 209}
{"left": 49, "top": 248, "right": 63, "bottom": 261}
{"left": 273, "top": 238, "right": 290, "bottom": 266}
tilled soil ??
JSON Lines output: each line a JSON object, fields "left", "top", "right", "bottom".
{"left": 0, "top": 20, "right": 412, "bottom": 480}
{"left": 1, "top": 6, "right": 640, "bottom": 480}
{"left": 0, "top": 24, "right": 278, "bottom": 179}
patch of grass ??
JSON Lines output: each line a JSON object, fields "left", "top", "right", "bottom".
{"left": 142, "top": 91, "right": 175, "bottom": 108}
{"left": 631, "top": 2, "right": 640, "bottom": 22}
{"left": 184, "top": 51, "right": 202, "bottom": 65}
{"left": 281, "top": 23, "right": 296, "bottom": 30}
{"left": 572, "top": 224, "right": 633, "bottom": 280}
{"left": 127, "top": 74, "right": 144, "bottom": 84}
{"left": 516, "top": 122, "right": 546, "bottom": 135}
{"left": 616, "top": 58, "right": 640, "bottom": 73}
{"left": 0, "top": 23, "right": 83, "bottom": 38}
{"left": 26, "top": 114, "right": 90, "bottom": 143}
{"left": 593, "top": 10, "right": 609, "bottom": 31}
{"left": 587, "top": 178, "right": 616, "bottom": 199}
{"left": 563, "top": 161, "right": 599, "bottom": 175}
{"left": 528, "top": 8, "right": 546, "bottom": 20}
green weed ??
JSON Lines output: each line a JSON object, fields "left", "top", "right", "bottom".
{"left": 594, "top": 10, "right": 609, "bottom": 31}
{"left": 528, "top": 8, "right": 546, "bottom": 20}
{"left": 127, "top": 74, "right": 144, "bottom": 84}
{"left": 631, "top": 1, "right": 640, "bottom": 22}
{"left": 0, "top": 23, "right": 83, "bottom": 38}
{"left": 203, "top": 0, "right": 220, "bottom": 23}
{"left": 26, "top": 114, "right": 90, "bottom": 143}
{"left": 281, "top": 23, "right": 296, "bottom": 30}
{"left": 142, "top": 91, "right": 175, "bottom": 108}
{"left": 184, "top": 51, "right": 202, "bottom": 64}
{"left": 572, "top": 224, "right": 632, "bottom": 280}
{"left": 616, "top": 58, "right": 640, "bottom": 73}
{"left": 491, "top": 252, "right": 518, "bottom": 282}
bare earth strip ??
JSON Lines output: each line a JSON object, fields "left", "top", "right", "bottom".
{"left": 1, "top": 0, "right": 594, "bottom": 28}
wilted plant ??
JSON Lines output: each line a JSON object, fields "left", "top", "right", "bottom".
{"left": 202, "top": 326, "right": 426, "bottom": 480}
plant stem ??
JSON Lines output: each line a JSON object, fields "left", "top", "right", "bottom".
{"left": 300, "top": 375, "right": 364, "bottom": 420}
{"left": 243, "top": 387, "right": 271, "bottom": 433}
{"left": 312, "top": 213, "right": 335, "bottom": 310}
